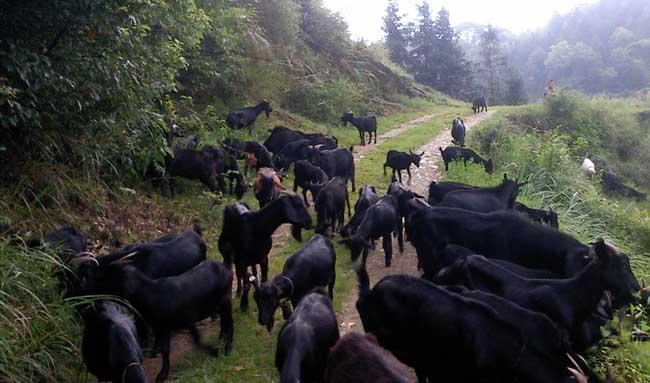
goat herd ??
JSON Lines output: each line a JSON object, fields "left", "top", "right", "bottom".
{"left": 5, "top": 100, "right": 644, "bottom": 383}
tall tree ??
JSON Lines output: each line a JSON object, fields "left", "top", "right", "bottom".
{"left": 410, "top": 2, "right": 437, "bottom": 86}
{"left": 431, "top": 8, "right": 472, "bottom": 98}
{"left": 478, "top": 25, "right": 508, "bottom": 103}
{"left": 382, "top": 0, "right": 409, "bottom": 67}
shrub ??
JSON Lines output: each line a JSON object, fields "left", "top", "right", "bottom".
{"left": 283, "top": 78, "right": 364, "bottom": 123}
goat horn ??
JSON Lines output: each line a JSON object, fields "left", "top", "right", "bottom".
{"left": 110, "top": 251, "right": 138, "bottom": 265}
{"left": 69, "top": 256, "right": 99, "bottom": 269}
{"left": 604, "top": 290, "right": 612, "bottom": 309}
{"left": 567, "top": 368, "right": 588, "bottom": 383}
{"left": 566, "top": 354, "right": 584, "bottom": 375}
{"left": 641, "top": 278, "right": 646, "bottom": 290}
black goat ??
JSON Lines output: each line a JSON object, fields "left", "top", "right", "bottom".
{"left": 602, "top": 169, "right": 646, "bottom": 201}
{"left": 218, "top": 194, "right": 313, "bottom": 310}
{"left": 436, "top": 240, "right": 639, "bottom": 331}
{"left": 386, "top": 181, "right": 424, "bottom": 254}
{"left": 324, "top": 332, "right": 410, "bottom": 383}
{"left": 28, "top": 225, "right": 87, "bottom": 261}
{"left": 514, "top": 202, "right": 559, "bottom": 228}
{"left": 437, "top": 174, "right": 524, "bottom": 213}
{"left": 244, "top": 141, "right": 275, "bottom": 173}
{"left": 472, "top": 96, "right": 487, "bottom": 113}
{"left": 167, "top": 148, "right": 223, "bottom": 196}
{"left": 355, "top": 266, "right": 586, "bottom": 383}
{"left": 73, "top": 229, "right": 207, "bottom": 294}
{"left": 273, "top": 139, "right": 312, "bottom": 171}
{"left": 405, "top": 207, "right": 591, "bottom": 278}
{"left": 94, "top": 261, "right": 234, "bottom": 382}
{"left": 226, "top": 100, "right": 272, "bottom": 132}
{"left": 293, "top": 160, "right": 329, "bottom": 207}
{"left": 309, "top": 146, "right": 356, "bottom": 191}
{"left": 222, "top": 137, "right": 246, "bottom": 159}
{"left": 264, "top": 126, "right": 338, "bottom": 154}
{"left": 427, "top": 180, "right": 476, "bottom": 204}
{"left": 439, "top": 146, "right": 493, "bottom": 174}
{"left": 81, "top": 300, "right": 146, "bottom": 383}
{"left": 275, "top": 291, "right": 339, "bottom": 383}
{"left": 311, "top": 177, "right": 351, "bottom": 237}
{"left": 341, "top": 112, "right": 377, "bottom": 146}
{"left": 253, "top": 167, "right": 285, "bottom": 208}
{"left": 339, "top": 185, "right": 379, "bottom": 239}
{"left": 383, "top": 150, "right": 424, "bottom": 183}
{"left": 451, "top": 117, "right": 466, "bottom": 147}
{"left": 339, "top": 195, "right": 401, "bottom": 267}
{"left": 251, "top": 234, "right": 336, "bottom": 332}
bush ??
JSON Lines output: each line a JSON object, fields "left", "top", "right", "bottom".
{"left": 283, "top": 78, "right": 364, "bottom": 123}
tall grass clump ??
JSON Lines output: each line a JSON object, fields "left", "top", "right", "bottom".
{"left": 0, "top": 241, "right": 80, "bottom": 382}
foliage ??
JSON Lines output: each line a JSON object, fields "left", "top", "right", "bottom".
{"left": 283, "top": 78, "right": 364, "bottom": 124}
{"left": 505, "top": 0, "right": 650, "bottom": 98}
{"left": 0, "top": 241, "right": 81, "bottom": 382}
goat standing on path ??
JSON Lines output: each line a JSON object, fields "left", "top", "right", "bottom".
{"left": 383, "top": 150, "right": 424, "bottom": 183}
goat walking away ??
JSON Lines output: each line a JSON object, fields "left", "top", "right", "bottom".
{"left": 275, "top": 291, "right": 339, "bottom": 383}
{"left": 451, "top": 117, "right": 466, "bottom": 147}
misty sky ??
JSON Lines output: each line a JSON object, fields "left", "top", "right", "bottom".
{"left": 323, "top": 0, "right": 599, "bottom": 41}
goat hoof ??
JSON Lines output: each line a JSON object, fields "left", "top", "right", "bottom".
{"left": 385, "top": 259, "right": 392, "bottom": 267}
{"left": 210, "top": 347, "right": 220, "bottom": 357}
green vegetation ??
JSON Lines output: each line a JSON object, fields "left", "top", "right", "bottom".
{"left": 443, "top": 92, "right": 650, "bottom": 382}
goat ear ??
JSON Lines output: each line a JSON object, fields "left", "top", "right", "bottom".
{"left": 419, "top": 152, "right": 425, "bottom": 157}
{"left": 503, "top": 173, "right": 508, "bottom": 181}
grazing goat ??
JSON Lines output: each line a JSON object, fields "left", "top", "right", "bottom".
{"left": 437, "top": 174, "right": 524, "bottom": 213}
{"left": 324, "top": 332, "right": 410, "bottom": 383}
{"left": 167, "top": 149, "right": 222, "bottom": 196}
{"left": 94, "top": 261, "right": 234, "bottom": 382}
{"left": 218, "top": 194, "right": 312, "bottom": 310}
{"left": 311, "top": 177, "right": 351, "bottom": 237}
{"left": 81, "top": 300, "right": 146, "bottom": 383}
{"left": 254, "top": 167, "right": 285, "bottom": 208}
{"left": 309, "top": 146, "right": 356, "bottom": 191}
{"left": 602, "top": 168, "right": 647, "bottom": 201}
{"left": 226, "top": 100, "right": 272, "bottom": 132}
{"left": 405, "top": 206, "right": 591, "bottom": 278}
{"left": 514, "top": 202, "right": 559, "bottom": 228}
{"left": 436, "top": 240, "right": 639, "bottom": 332}
{"left": 339, "top": 195, "right": 401, "bottom": 267}
{"left": 275, "top": 291, "right": 339, "bottom": 383}
{"left": 355, "top": 266, "right": 587, "bottom": 383}
{"left": 293, "top": 160, "right": 329, "bottom": 207}
{"left": 439, "top": 146, "right": 493, "bottom": 174}
{"left": 383, "top": 150, "right": 424, "bottom": 183}
{"left": 427, "top": 180, "right": 476, "bottom": 204}
{"left": 29, "top": 225, "right": 87, "bottom": 260}
{"left": 339, "top": 185, "right": 379, "bottom": 239}
{"left": 472, "top": 96, "right": 487, "bottom": 113}
{"left": 341, "top": 112, "right": 377, "bottom": 146}
{"left": 451, "top": 117, "right": 466, "bottom": 147}
{"left": 222, "top": 137, "right": 246, "bottom": 159}
{"left": 251, "top": 234, "right": 336, "bottom": 332}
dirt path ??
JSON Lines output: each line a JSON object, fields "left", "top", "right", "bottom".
{"left": 140, "top": 110, "right": 446, "bottom": 381}
{"left": 337, "top": 110, "right": 496, "bottom": 337}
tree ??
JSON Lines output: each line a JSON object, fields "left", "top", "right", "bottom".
{"left": 504, "top": 69, "right": 528, "bottom": 105}
{"left": 478, "top": 25, "right": 509, "bottom": 103}
{"left": 382, "top": 0, "right": 409, "bottom": 67}
{"left": 431, "top": 8, "right": 473, "bottom": 98}
{"left": 410, "top": 2, "right": 438, "bottom": 86}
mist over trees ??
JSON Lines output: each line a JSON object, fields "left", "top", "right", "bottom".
{"left": 505, "top": 0, "right": 650, "bottom": 98}
{"left": 382, "top": 1, "right": 526, "bottom": 104}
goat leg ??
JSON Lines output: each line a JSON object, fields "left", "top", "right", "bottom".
{"left": 280, "top": 300, "right": 293, "bottom": 320}
{"left": 189, "top": 325, "right": 219, "bottom": 357}
{"left": 155, "top": 331, "right": 171, "bottom": 383}
{"left": 383, "top": 234, "right": 393, "bottom": 267}
{"left": 219, "top": 297, "right": 234, "bottom": 355}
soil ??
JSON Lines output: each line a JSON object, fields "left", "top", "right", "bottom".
{"left": 141, "top": 110, "right": 495, "bottom": 382}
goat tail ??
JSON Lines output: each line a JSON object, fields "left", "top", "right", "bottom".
{"left": 438, "top": 147, "right": 444, "bottom": 155}
{"left": 355, "top": 261, "right": 371, "bottom": 301}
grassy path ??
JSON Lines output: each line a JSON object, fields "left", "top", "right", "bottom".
{"left": 142, "top": 103, "right": 469, "bottom": 383}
